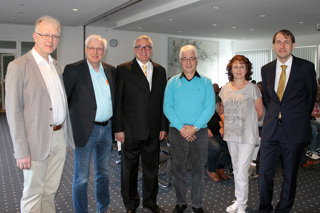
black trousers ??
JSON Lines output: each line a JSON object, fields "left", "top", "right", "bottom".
{"left": 259, "top": 124, "right": 305, "bottom": 213}
{"left": 121, "top": 136, "right": 160, "bottom": 210}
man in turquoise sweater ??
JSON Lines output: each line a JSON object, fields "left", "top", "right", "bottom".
{"left": 163, "top": 45, "right": 215, "bottom": 213}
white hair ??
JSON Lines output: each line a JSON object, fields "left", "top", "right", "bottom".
{"left": 85, "top": 34, "right": 107, "bottom": 50}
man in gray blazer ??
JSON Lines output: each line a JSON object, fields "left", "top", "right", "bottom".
{"left": 5, "top": 16, "right": 74, "bottom": 213}
{"left": 63, "top": 34, "right": 115, "bottom": 213}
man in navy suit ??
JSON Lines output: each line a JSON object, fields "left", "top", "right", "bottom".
{"left": 114, "top": 35, "right": 168, "bottom": 213}
{"left": 259, "top": 29, "right": 317, "bottom": 213}
{"left": 63, "top": 34, "right": 115, "bottom": 213}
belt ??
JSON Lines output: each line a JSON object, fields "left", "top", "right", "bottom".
{"left": 277, "top": 118, "right": 282, "bottom": 124}
{"left": 93, "top": 120, "right": 109, "bottom": 126}
{"left": 53, "top": 124, "right": 63, "bottom": 131}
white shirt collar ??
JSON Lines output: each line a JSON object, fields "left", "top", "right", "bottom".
{"left": 31, "top": 47, "right": 53, "bottom": 65}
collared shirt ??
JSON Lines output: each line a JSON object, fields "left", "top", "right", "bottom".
{"left": 87, "top": 60, "right": 112, "bottom": 122}
{"left": 31, "top": 48, "right": 66, "bottom": 126}
{"left": 274, "top": 55, "right": 293, "bottom": 93}
{"left": 136, "top": 59, "right": 153, "bottom": 90}
{"left": 179, "top": 71, "right": 201, "bottom": 81}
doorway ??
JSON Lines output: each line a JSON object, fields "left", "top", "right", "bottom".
{"left": 0, "top": 54, "right": 16, "bottom": 111}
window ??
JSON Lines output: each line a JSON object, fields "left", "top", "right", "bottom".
{"left": 234, "top": 49, "right": 270, "bottom": 82}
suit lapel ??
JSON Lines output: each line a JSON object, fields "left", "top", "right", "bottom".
{"left": 83, "top": 60, "right": 97, "bottom": 104}
{"left": 26, "top": 51, "right": 50, "bottom": 99}
{"left": 267, "top": 60, "right": 279, "bottom": 102}
{"left": 103, "top": 64, "right": 115, "bottom": 106}
{"left": 282, "top": 56, "right": 297, "bottom": 101}
{"left": 132, "top": 59, "right": 149, "bottom": 89}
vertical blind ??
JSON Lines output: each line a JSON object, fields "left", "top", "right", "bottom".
{"left": 236, "top": 45, "right": 319, "bottom": 81}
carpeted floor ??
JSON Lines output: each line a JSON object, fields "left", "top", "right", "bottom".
{"left": 0, "top": 113, "right": 319, "bottom": 213}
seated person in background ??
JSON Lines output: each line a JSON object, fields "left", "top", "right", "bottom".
{"left": 207, "top": 96, "right": 231, "bottom": 182}
{"left": 304, "top": 95, "right": 320, "bottom": 161}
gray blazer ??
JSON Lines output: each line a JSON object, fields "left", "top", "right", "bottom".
{"left": 5, "top": 50, "right": 75, "bottom": 161}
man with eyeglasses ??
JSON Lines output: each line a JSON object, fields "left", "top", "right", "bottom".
{"left": 63, "top": 34, "right": 115, "bottom": 213}
{"left": 163, "top": 45, "right": 214, "bottom": 213}
{"left": 5, "top": 16, "right": 75, "bottom": 212}
{"left": 114, "top": 35, "right": 168, "bottom": 213}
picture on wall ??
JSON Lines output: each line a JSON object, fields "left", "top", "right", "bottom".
{"left": 168, "top": 37, "right": 219, "bottom": 82}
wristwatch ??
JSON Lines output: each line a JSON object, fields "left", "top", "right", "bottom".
{"left": 194, "top": 126, "right": 199, "bottom": 131}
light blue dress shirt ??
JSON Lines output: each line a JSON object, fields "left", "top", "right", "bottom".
{"left": 87, "top": 60, "right": 112, "bottom": 122}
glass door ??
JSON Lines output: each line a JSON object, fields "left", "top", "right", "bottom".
{"left": 1, "top": 54, "right": 16, "bottom": 111}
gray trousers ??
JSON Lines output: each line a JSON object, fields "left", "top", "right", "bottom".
{"left": 169, "top": 127, "right": 208, "bottom": 208}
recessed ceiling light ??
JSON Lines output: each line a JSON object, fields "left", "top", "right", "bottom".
{"left": 138, "top": 27, "right": 142, "bottom": 30}
{"left": 73, "top": 8, "right": 79, "bottom": 11}
{"left": 13, "top": 10, "right": 22, "bottom": 14}
{"left": 260, "top": 14, "right": 267, "bottom": 18}
{"left": 212, "top": 24, "right": 217, "bottom": 27}
{"left": 249, "top": 28, "right": 254, "bottom": 31}
{"left": 178, "top": 30, "right": 182, "bottom": 33}
{"left": 169, "top": 18, "right": 174, "bottom": 21}
{"left": 232, "top": 27, "right": 236, "bottom": 29}
{"left": 299, "top": 21, "right": 304, "bottom": 24}
{"left": 213, "top": 34, "right": 217, "bottom": 36}
{"left": 212, "top": 6, "right": 220, "bottom": 9}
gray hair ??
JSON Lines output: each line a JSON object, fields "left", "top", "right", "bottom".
{"left": 85, "top": 34, "right": 107, "bottom": 50}
{"left": 179, "top": 45, "right": 198, "bottom": 59}
{"left": 35, "top": 16, "right": 61, "bottom": 34}
{"left": 133, "top": 35, "right": 153, "bottom": 48}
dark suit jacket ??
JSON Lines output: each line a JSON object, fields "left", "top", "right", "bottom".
{"left": 63, "top": 59, "right": 116, "bottom": 147}
{"left": 114, "top": 58, "right": 168, "bottom": 140}
{"left": 261, "top": 55, "right": 317, "bottom": 144}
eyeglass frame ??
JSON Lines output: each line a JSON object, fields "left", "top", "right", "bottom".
{"left": 36, "top": 33, "right": 60, "bottom": 41}
{"left": 134, "top": 45, "right": 152, "bottom": 51}
{"left": 180, "top": 57, "right": 197, "bottom": 62}
{"left": 86, "top": 46, "right": 105, "bottom": 53}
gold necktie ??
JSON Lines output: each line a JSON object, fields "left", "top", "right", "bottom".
{"left": 277, "top": 65, "right": 287, "bottom": 101}
{"left": 142, "top": 65, "right": 147, "bottom": 78}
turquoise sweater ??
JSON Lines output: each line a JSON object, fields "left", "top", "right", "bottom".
{"left": 163, "top": 73, "right": 215, "bottom": 131}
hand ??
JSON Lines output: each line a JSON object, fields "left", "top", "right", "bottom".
{"left": 116, "top": 132, "right": 125, "bottom": 144}
{"left": 16, "top": 156, "right": 31, "bottom": 170}
{"left": 159, "top": 131, "right": 167, "bottom": 141}
{"left": 186, "top": 134, "right": 196, "bottom": 142}
{"left": 180, "top": 125, "right": 197, "bottom": 140}
{"left": 208, "top": 129, "right": 213, "bottom": 137}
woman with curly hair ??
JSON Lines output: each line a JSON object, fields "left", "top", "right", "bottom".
{"left": 220, "top": 55, "right": 264, "bottom": 213}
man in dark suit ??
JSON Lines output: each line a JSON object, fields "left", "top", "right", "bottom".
{"left": 259, "top": 29, "right": 317, "bottom": 213}
{"left": 63, "top": 34, "right": 115, "bottom": 213}
{"left": 114, "top": 35, "right": 168, "bottom": 213}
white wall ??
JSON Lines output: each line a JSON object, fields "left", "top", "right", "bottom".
{"left": 232, "top": 33, "right": 320, "bottom": 52}
{"left": 0, "top": 23, "right": 233, "bottom": 85}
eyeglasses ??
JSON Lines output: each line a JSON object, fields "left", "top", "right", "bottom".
{"left": 180, "top": 57, "right": 197, "bottom": 62}
{"left": 86, "top": 46, "right": 105, "bottom": 53}
{"left": 36, "top": 33, "right": 60, "bottom": 41}
{"left": 134, "top": 45, "right": 152, "bottom": 51}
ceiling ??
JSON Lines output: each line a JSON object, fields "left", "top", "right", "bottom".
{"left": 1, "top": 0, "right": 320, "bottom": 40}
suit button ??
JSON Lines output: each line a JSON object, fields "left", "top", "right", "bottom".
{"left": 49, "top": 108, "right": 52, "bottom": 110}
{"left": 50, "top": 124, "right": 53, "bottom": 127}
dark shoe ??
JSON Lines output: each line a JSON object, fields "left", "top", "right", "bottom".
{"left": 207, "top": 169, "right": 221, "bottom": 182}
{"left": 192, "top": 207, "right": 204, "bottom": 213}
{"left": 127, "top": 210, "right": 136, "bottom": 213}
{"left": 302, "top": 158, "right": 320, "bottom": 168}
{"left": 216, "top": 168, "right": 230, "bottom": 180}
{"left": 173, "top": 204, "right": 187, "bottom": 213}
{"left": 143, "top": 205, "right": 164, "bottom": 213}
